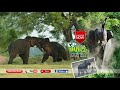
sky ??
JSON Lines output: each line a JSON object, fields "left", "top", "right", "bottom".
{"left": 20, "top": 26, "right": 57, "bottom": 41}
{"left": 20, "top": 25, "right": 75, "bottom": 43}
{"left": 21, "top": 26, "right": 66, "bottom": 43}
{"left": 31, "top": 29, "right": 59, "bottom": 41}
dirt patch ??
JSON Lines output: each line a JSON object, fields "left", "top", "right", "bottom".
{"left": 0, "top": 55, "right": 7, "bottom": 62}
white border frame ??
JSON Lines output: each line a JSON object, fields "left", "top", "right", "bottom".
{"left": 71, "top": 57, "right": 97, "bottom": 78}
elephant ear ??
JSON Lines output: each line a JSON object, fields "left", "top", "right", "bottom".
{"left": 37, "top": 38, "right": 43, "bottom": 43}
{"left": 30, "top": 40, "right": 35, "bottom": 47}
{"left": 25, "top": 36, "right": 34, "bottom": 46}
{"left": 38, "top": 38, "right": 50, "bottom": 45}
{"left": 25, "top": 36, "right": 37, "bottom": 47}
{"left": 88, "top": 30, "right": 95, "bottom": 41}
{"left": 45, "top": 38, "right": 50, "bottom": 42}
{"left": 30, "top": 37, "right": 38, "bottom": 47}
{"left": 107, "top": 30, "right": 114, "bottom": 42}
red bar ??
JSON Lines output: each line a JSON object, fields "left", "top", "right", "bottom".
{"left": 40, "top": 70, "right": 51, "bottom": 73}
{"left": 6, "top": 70, "right": 23, "bottom": 73}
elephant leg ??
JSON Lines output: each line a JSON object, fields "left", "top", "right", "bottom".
{"left": 19, "top": 54, "right": 29, "bottom": 64}
{"left": 41, "top": 54, "right": 49, "bottom": 63}
{"left": 53, "top": 56, "right": 58, "bottom": 62}
{"left": 53, "top": 55, "right": 60, "bottom": 62}
{"left": 8, "top": 53, "right": 17, "bottom": 64}
{"left": 85, "top": 69, "right": 88, "bottom": 74}
{"left": 52, "top": 53, "right": 59, "bottom": 62}
{"left": 78, "top": 69, "right": 80, "bottom": 75}
{"left": 57, "top": 57, "right": 62, "bottom": 62}
{"left": 56, "top": 54, "right": 62, "bottom": 62}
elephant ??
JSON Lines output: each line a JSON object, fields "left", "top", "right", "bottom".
{"left": 88, "top": 17, "right": 111, "bottom": 51}
{"left": 88, "top": 28, "right": 114, "bottom": 69}
{"left": 88, "top": 30, "right": 97, "bottom": 54}
{"left": 88, "top": 29, "right": 114, "bottom": 59}
{"left": 78, "top": 60, "right": 91, "bottom": 75}
{"left": 2, "top": 36, "right": 42, "bottom": 64}
{"left": 38, "top": 38, "right": 68, "bottom": 63}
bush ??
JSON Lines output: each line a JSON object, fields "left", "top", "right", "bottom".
{"left": 112, "top": 47, "right": 120, "bottom": 77}
{"left": 83, "top": 73, "right": 114, "bottom": 78}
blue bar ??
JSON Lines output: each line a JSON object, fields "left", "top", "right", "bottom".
{"left": 55, "top": 70, "right": 68, "bottom": 73}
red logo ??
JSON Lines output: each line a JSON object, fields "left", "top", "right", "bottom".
{"left": 40, "top": 70, "right": 51, "bottom": 73}
{"left": 74, "top": 30, "right": 86, "bottom": 44}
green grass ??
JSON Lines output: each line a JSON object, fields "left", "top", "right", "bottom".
{"left": 0, "top": 73, "right": 73, "bottom": 78}
{"left": 0, "top": 55, "right": 74, "bottom": 78}
{"left": 0, "top": 64, "right": 73, "bottom": 78}
{"left": 0, "top": 55, "right": 117, "bottom": 78}
{"left": 0, "top": 64, "right": 71, "bottom": 69}
{"left": 0, "top": 55, "right": 78, "bottom": 65}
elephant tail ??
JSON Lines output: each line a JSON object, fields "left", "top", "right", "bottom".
{"left": 0, "top": 49, "right": 8, "bottom": 53}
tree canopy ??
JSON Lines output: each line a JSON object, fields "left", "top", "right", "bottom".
{"left": 0, "top": 12, "right": 120, "bottom": 48}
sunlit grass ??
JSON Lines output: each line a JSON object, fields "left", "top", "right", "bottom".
{"left": 0, "top": 55, "right": 116, "bottom": 78}
{"left": 0, "top": 73, "right": 73, "bottom": 78}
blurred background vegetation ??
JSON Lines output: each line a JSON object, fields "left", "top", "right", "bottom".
{"left": 0, "top": 12, "right": 120, "bottom": 78}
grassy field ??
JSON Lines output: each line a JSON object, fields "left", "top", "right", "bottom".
{"left": 0, "top": 55, "right": 77, "bottom": 78}
{"left": 0, "top": 55, "right": 115, "bottom": 78}
{"left": 0, "top": 65, "right": 73, "bottom": 78}
{"left": 0, "top": 73, "right": 73, "bottom": 78}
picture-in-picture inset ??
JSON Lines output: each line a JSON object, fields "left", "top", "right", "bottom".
{"left": 71, "top": 57, "right": 97, "bottom": 78}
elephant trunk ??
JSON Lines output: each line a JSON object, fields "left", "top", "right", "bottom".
{"left": 36, "top": 44, "right": 45, "bottom": 53}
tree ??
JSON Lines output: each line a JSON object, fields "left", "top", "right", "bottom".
{"left": 0, "top": 12, "right": 119, "bottom": 51}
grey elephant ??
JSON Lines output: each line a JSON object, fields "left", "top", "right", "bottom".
{"left": 78, "top": 60, "right": 91, "bottom": 75}
{"left": 88, "top": 17, "right": 114, "bottom": 60}
{"left": 38, "top": 38, "right": 68, "bottom": 63}
{"left": 2, "top": 36, "right": 42, "bottom": 64}
{"left": 87, "top": 18, "right": 114, "bottom": 69}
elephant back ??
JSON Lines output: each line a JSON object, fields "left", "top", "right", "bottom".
{"left": 78, "top": 60, "right": 91, "bottom": 69}
{"left": 51, "top": 42, "right": 68, "bottom": 60}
